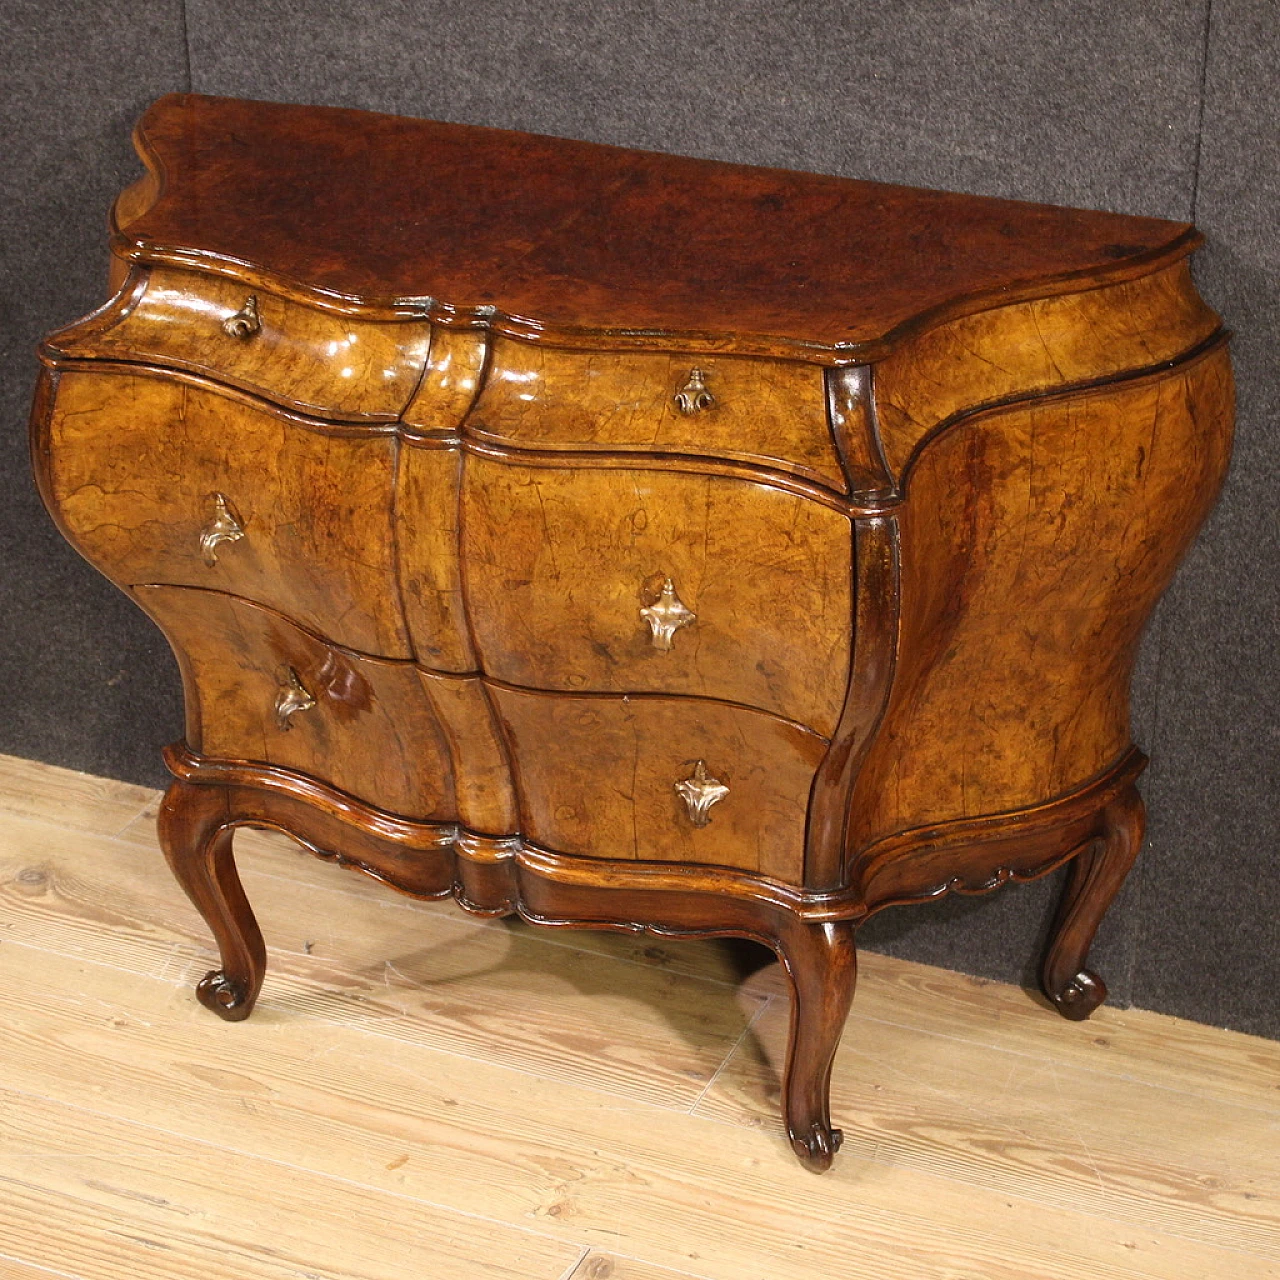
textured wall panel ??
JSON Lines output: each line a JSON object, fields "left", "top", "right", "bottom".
{"left": 185, "top": 0, "right": 1205, "bottom": 213}
{"left": 0, "top": 0, "right": 189, "bottom": 785}
{"left": 1131, "top": 0, "right": 1280, "bottom": 1037}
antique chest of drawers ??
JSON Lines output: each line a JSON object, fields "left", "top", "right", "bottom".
{"left": 31, "top": 94, "right": 1233, "bottom": 1170}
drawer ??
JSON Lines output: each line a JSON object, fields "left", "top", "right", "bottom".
{"left": 137, "top": 586, "right": 454, "bottom": 821}
{"left": 489, "top": 687, "right": 827, "bottom": 882}
{"left": 469, "top": 339, "right": 847, "bottom": 492}
{"left": 52, "top": 266, "right": 431, "bottom": 420}
{"left": 43, "top": 370, "right": 410, "bottom": 657}
{"left": 460, "top": 457, "right": 853, "bottom": 736}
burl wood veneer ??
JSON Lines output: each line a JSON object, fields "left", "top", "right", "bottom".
{"left": 31, "top": 94, "right": 1234, "bottom": 1171}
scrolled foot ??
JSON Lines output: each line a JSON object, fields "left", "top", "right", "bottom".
{"left": 159, "top": 777, "right": 267, "bottom": 1023}
{"left": 1041, "top": 784, "right": 1142, "bottom": 1024}
{"left": 789, "top": 1122, "right": 844, "bottom": 1173}
{"left": 196, "top": 969, "right": 255, "bottom": 1021}
{"left": 778, "top": 919, "right": 858, "bottom": 1172}
{"left": 1046, "top": 969, "right": 1107, "bottom": 1021}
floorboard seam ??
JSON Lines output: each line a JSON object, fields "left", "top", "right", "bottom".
{"left": 109, "top": 795, "right": 164, "bottom": 838}
{"left": 555, "top": 1244, "right": 591, "bottom": 1280}
{"left": 686, "top": 994, "right": 775, "bottom": 1116}
{"left": 0, "top": 1246, "right": 88, "bottom": 1280}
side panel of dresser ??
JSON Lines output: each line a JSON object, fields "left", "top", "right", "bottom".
{"left": 848, "top": 340, "right": 1234, "bottom": 898}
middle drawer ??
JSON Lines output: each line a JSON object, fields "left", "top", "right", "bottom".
{"left": 460, "top": 456, "right": 853, "bottom": 737}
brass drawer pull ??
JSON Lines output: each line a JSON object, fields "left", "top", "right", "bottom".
{"left": 274, "top": 666, "right": 316, "bottom": 730}
{"left": 675, "top": 760, "right": 728, "bottom": 827}
{"left": 221, "top": 294, "right": 262, "bottom": 339}
{"left": 199, "top": 492, "right": 245, "bottom": 566}
{"left": 674, "top": 368, "right": 714, "bottom": 415}
{"left": 640, "top": 577, "right": 695, "bottom": 651}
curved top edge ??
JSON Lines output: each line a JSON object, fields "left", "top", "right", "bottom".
{"left": 113, "top": 93, "right": 1203, "bottom": 366}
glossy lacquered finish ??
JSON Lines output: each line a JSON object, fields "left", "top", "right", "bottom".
{"left": 31, "top": 94, "right": 1234, "bottom": 1172}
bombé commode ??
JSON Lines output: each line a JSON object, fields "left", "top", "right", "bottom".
{"left": 31, "top": 94, "right": 1233, "bottom": 1171}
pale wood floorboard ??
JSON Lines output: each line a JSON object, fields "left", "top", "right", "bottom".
{"left": 0, "top": 754, "right": 1276, "bottom": 1279}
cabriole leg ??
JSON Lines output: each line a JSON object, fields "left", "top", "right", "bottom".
{"left": 157, "top": 778, "right": 266, "bottom": 1022}
{"left": 777, "top": 918, "right": 858, "bottom": 1172}
{"left": 1041, "top": 783, "right": 1145, "bottom": 1020}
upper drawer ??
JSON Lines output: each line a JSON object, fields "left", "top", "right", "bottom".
{"left": 468, "top": 339, "right": 848, "bottom": 493}
{"left": 459, "top": 456, "right": 853, "bottom": 737}
{"left": 49, "top": 267, "right": 432, "bottom": 421}
{"left": 40, "top": 369, "right": 411, "bottom": 658}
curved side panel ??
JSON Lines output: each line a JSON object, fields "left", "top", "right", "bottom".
{"left": 873, "top": 261, "right": 1223, "bottom": 478}
{"left": 852, "top": 749, "right": 1146, "bottom": 912}
{"left": 847, "top": 341, "right": 1234, "bottom": 856}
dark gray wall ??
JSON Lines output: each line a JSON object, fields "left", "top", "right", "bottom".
{"left": 3, "top": 1, "right": 1275, "bottom": 1037}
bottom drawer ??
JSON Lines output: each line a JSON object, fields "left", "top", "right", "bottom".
{"left": 488, "top": 687, "right": 828, "bottom": 882}
{"left": 136, "top": 586, "right": 455, "bottom": 821}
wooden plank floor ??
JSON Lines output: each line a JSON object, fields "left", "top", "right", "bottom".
{"left": 0, "top": 753, "right": 1276, "bottom": 1280}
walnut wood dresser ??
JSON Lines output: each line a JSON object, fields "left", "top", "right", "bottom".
{"left": 31, "top": 94, "right": 1234, "bottom": 1171}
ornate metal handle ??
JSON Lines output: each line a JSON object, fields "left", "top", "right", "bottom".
{"left": 221, "top": 294, "right": 262, "bottom": 339}
{"left": 640, "top": 577, "right": 695, "bottom": 651}
{"left": 675, "top": 760, "right": 729, "bottom": 828}
{"left": 274, "top": 666, "right": 316, "bottom": 730}
{"left": 674, "top": 368, "right": 714, "bottom": 415}
{"left": 199, "top": 492, "right": 245, "bottom": 566}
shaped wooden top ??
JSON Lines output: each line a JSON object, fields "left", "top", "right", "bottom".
{"left": 114, "top": 93, "right": 1199, "bottom": 363}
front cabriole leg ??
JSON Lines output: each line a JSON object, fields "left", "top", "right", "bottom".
{"left": 776, "top": 917, "right": 859, "bottom": 1171}
{"left": 1041, "top": 782, "right": 1145, "bottom": 1020}
{"left": 157, "top": 777, "right": 266, "bottom": 1021}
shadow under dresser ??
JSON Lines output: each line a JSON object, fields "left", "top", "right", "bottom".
{"left": 30, "top": 93, "right": 1234, "bottom": 1170}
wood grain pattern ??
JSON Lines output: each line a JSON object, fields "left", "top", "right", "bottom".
{"left": 696, "top": 969, "right": 1280, "bottom": 1264}
{"left": 872, "top": 260, "right": 1223, "bottom": 476}
{"left": 135, "top": 587, "right": 453, "bottom": 820}
{"left": 40, "top": 368, "right": 410, "bottom": 657}
{"left": 847, "top": 343, "right": 1234, "bottom": 850}
{"left": 470, "top": 340, "right": 846, "bottom": 490}
{"left": 488, "top": 687, "right": 827, "bottom": 879}
{"left": 568, "top": 1256, "right": 711, "bottom": 1280}
{"left": 1, "top": 764, "right": 1277, "bottom": 1279}
{"left": 46, "top": 264, "right": 432, "bottom": 421}
{"left": 396, "top": 440, "right": 475, "bottom": 670}
{"left": 0, "top": 751, "right": 153, "bottom": 838}
{"left": 851, "top": 749, "right": 1144, "bottom": 914}
{"left": 114, "top": 94, "right": 1199, "bottom": 360}
{"left": 417, "top": 669, "right": 518, "bottom": 836}
{"left": 0, "top": 807, "right": 762, "bottom": 1114}
{"left": 462, "top": 456, "right": 853, "bottom": 736}
{"left": 0, "top": 1087, "right": 580, "bottom": 1280}
{"left": 401, "top": 325, "right": 489, "bottom": 432}
{"left": 804, "top": 514, "right": 899, "bottom": 890}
